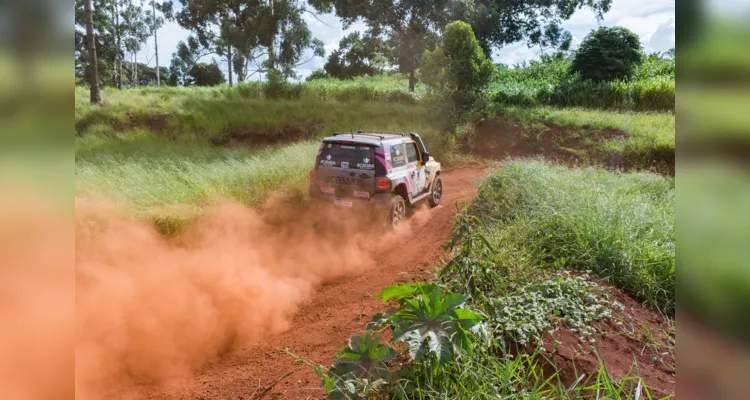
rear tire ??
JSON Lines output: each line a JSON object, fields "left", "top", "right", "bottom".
{"left": 428, "top": 177, "right": 442, "bottom": 207}
{"left": 388, "top": 194, "right": 407, "bottom": 227}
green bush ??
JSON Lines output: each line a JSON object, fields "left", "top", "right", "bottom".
{"left": 572, "top": 27, "right": 643, "bottom": 81}
{"left": 420, "top": 21, "right": 494, "bottom": 126}
{"left": 491, "top": 57, "right": 674, "bottom": 111}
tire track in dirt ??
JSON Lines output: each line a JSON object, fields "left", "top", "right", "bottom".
{"left": 132, "top": 168, "right": 487, "bottom": 400}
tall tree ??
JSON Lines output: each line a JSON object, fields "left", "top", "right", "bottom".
{"left": 84, "top": 0, "right": 101, "bottom": 103}
{"left": 313, "top": 0, "right": 613, "bottom": 91}
{"left": 324, "top": 32, "right": 388, "bottom": 78}
{"left": 174, "top": 0, "right": 324, "bottom": 84}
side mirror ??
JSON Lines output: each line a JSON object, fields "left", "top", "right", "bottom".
{"left": 422, "top": 152, "right": 430, "bottom": 163}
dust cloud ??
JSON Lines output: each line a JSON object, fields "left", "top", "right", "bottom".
{"left": 0, "top": 194, "right": 74, "bottom": 400}
{"left": 75, "top": 196, "right": 406, "bottom": 398}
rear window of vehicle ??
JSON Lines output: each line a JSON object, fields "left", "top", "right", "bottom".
{"left": 319, "top": 143, "right": 376, "bottom": 170}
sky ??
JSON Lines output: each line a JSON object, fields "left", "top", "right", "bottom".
{"left": 137, "top": 0, "right": 680, "bottom": 81}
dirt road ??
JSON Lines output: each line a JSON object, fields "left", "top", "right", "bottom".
{"left": 132, "top": 168, "right": 486, "bottom": 400}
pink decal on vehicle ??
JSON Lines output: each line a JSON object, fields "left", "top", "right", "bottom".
{"left": 376, "top": 156, "right": 391, "bottom": 170}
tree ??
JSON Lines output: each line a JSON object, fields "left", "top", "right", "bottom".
{"left": 306, "top": 69, "right": 329, "bottom": 81}
{"left": 324, "top": 32, "right": 388, "bottom": 79}
{"left": 173, "top": 0, "right": 324, "bottom": 85}
{"left": 528, "top": 24, "right": 572, "bottom": 57}
{"left": 145, "top": 1, "right": 172, "bottom": 86}
{"left": 314, "top": 0, "right": 612, "bottom": 91}
{"left": 84, "top": 0, "right": 101, "bottom": 103}
{"left": 572, "top": 26, "right": 643, "bottom": 81}
{"left": 186, "top": 61, "right": 226, "bottom": 86}
{"left": 420, "top": 21, "right": 493, "bottom": 127}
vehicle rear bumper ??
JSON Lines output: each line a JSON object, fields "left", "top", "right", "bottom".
{"left": 309, "top": 184, "right": 390, "bottom": 207}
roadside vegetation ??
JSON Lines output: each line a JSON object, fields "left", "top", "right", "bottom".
{"left": 312, "top": 159, "right": 675, "bottom": 399}
{"left": 76, "top": 0, "right": 677, "bottom": 397}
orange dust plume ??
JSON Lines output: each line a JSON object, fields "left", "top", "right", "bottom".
{"left": 74, "top": 197, "right": 395, "bottom": 398}
{"left": 0, "top": 194, "right": 74, "bottom": 400}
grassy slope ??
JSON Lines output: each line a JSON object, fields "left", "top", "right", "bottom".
{"left": 75, "top": 83, "right": 457, "bottom": 232}
{"left": 501, "top": 106, "right": 675, "bottom": 169}
{"left": 471, "top": 159, "right": 675, "bottom": 315}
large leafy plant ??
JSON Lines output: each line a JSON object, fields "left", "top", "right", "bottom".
{"left": 322, "top": 332, "right": 398, "bottom": 399}
{"left": 322, "top": 284, "right": 484, "bottom": 398}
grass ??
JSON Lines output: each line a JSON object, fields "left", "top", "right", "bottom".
{"left": 75, "top": 92, "right": 462, "bottom": 233}
{"left": 471, "top": 159, "right": 675, "bottom": 316}
{"left": 500, "top": 106, "right": 675, "bottom": 171}
{"left": 491, "top": 56, "right": 675, "bottom": 112}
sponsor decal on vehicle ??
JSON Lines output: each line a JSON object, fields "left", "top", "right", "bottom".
{"left": 340, "top": 145, "right": 356, "bottom": 149}
{"left": 320, "top": 153, "right": 335, "bottom": 166}
{"left": 341, "top": 161, "right": 350, "bottom": 168}
{"left": 327, "top": 143, "right": 332, "bottom": 148}
{"left": 324, "top": 176, "right": 364, "bottom": 185}
{"left": 354, "top": 191, "right": 369, "bottom": 198}
{"left": 322, "top": 186, "right": 335, "bottom": 194}
{"left": 357, "top": 157, "right": 374, "bottom": 169}
{"left": 358, "top": 173, "right": 370, "bottom": 179}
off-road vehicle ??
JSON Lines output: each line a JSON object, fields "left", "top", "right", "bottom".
{"left": 309, "top": 130, "right": 443, "bottom": 226}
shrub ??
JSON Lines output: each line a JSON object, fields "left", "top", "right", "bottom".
{"left": 420, "top": 21, "right": 494, "bottom": 127}
{"left": 572, "top": 27, "right": 643, "bottom": 81}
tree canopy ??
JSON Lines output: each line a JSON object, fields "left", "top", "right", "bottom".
{"left": 312, "top": 0, "right": 612, "bottom": 90}
{"left": 420, "top": 21, "right": 494, "bottom": 127}
{"left": 324, "top": 32, "right": 388, "bottom": 79}
{"left": 572, "top": 26, "right": 643, "bottom": 81}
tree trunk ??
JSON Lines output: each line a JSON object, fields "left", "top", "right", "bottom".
{"left": 237, "top": 54, "right": 245, "bottom": 83}
{"left": 152, "top": 0, "right": 160, "bottom": 86}
{"left": 227, "top": 45, "right": 233, "bottom": 86}
{"left": 409, "top": 68, "right": 416, "bottom": 92}
{"left": 115, "top": 0, "right": 122, "bottom": 89}
{"left": 84, "top": 0, "right": 101, "bottom": 103}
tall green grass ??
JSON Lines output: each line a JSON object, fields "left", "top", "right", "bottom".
{"left": 471, "top": 159, "right": 675, "bottom": 315}
{"left": 491, "top": 57, "right": 675, "bottom": 112}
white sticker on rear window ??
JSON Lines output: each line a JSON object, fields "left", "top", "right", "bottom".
{"left": 341, "top": 161, "right": 350, "bottom": 168}
{"left": 340, "top": 145, "right": 356, "bottom": 149}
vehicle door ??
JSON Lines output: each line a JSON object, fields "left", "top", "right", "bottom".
{"left": 405, "top": 141, "right": 428, "bottom": 197}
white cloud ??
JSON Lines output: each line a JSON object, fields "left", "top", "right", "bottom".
{"left": 647, "top": 17, "right": 675, "bottom": 53}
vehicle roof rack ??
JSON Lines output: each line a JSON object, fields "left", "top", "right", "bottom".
{"left": 332, "top": 130, "right": 406, "bottom": 140}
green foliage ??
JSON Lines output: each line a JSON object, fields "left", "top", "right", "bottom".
{"left": 325, "top": 32, "right": 389, "bottom": 79}
{"left": 572, "top": 27, "right": 643, "bottom": 81}
{"left": 186, "top": 62, "right": 225, "bottom": 86}
{"left": 389, "top": 288, "right": 483, "bottom": 364}
{"left": 439, "top": 213, "right": 503, "bottom": 304}
{"left": 420, "top": 21, "right": 494, "bottom": 126}
{"left": 491, "top": 274, "right": 624, "bottom": 345}
{"left": 491, "top": 56, "right": 674, "bottom": 111}
{"left": 471, "top": 159, "right": 675, "bottom": 316}
{"left": 324, "top": 333, "right": 397, "bottom": 399}
{"left": 306, "top": 69, "right": 330, "bottom": 81}
{"left": 324, "top": 284, "right": 485, "bottom": 397}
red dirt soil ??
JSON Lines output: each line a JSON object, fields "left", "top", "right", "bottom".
{"left": 540, "top": 281, "right": 675, "bottom": 398}
{"left": 124, "top": 168, "right": 487, "bottom": 400}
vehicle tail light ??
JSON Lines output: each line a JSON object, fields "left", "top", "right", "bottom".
{"left": 377, "top": 177, "right": 390, "bottom": 190}
{"left": 310, "top": 170, "right": 316, "bottom": 181}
